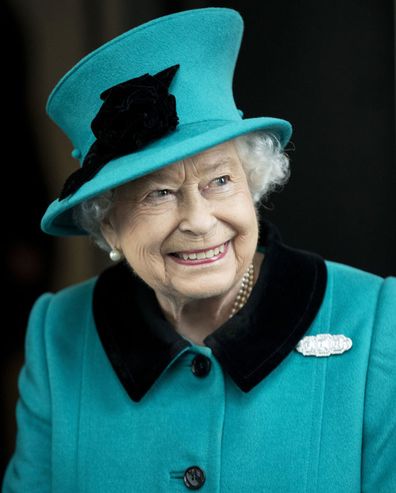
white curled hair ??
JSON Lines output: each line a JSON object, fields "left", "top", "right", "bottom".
{"left": 72, "top": 130, "right": 290, "bottom": 252}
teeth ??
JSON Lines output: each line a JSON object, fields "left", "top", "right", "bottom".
{"left": 175, "top": 242, "right": 227, "bottom": 260}
{"left": 206, "top": 249, "right": 215, "bottom": 258}
{"left": 183, "top": 252, "right": 197, "bottom": 260}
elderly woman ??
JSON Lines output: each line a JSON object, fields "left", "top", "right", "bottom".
{"left": 3, "top": 7, "right": 396, "bottom": 493}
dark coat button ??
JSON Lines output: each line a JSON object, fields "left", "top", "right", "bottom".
{"left": 183, "top": 466, "right": 206, "bottom": 489}
{"left": 191, "top": 354, "right": 211, "bottom": 377}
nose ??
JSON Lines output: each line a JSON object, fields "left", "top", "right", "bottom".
{"left": 178, "top": 189, "right": 217, "bottom": 236}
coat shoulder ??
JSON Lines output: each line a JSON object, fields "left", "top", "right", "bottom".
{"left": 324, "top": 258, "right": 393, "bottom": 302}
{"left": 320, "top": 259, "right": 395, "bottom": 340}
{"left": 33, "top": 276, "right": 99, "bottom": 342}
{"left": 49, "top": 275, "right": 98, "bottom": 312}
{"left": 325, "top": 258, "right": 385, "bottom": 284}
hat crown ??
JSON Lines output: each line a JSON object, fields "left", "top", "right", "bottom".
{"left": 47, "top": 8, "right": 244, "bottom": 161}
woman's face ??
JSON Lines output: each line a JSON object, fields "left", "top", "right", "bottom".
{"left": 101, "top": 139, "right": 259, "bottom": 302}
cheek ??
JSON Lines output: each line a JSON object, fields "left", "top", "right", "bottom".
{"left": 225, "top": 192, "right": 258, "bottom": 235}
{"left": 115, "top": 207, "right": 176, "bottom": 279}
{"left": 116, "top": 206, "right": 165, "bottom": 245}
{"left": 113, "top": 208, "right": 141, "bottom": 247}
{"left": 223, "top": 193, "right": 259, "bottom": 261}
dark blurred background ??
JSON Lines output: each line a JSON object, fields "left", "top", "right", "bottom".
{"left": 1, "top": 0, "right": 395, "bottom": 482}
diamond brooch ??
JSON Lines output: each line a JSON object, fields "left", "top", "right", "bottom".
{"left": 295, "top": 334, "right": 353, "bottom": 357}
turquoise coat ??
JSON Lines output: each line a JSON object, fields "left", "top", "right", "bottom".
{"left": 3, "top": 223, "right": 396, "bottom": 492}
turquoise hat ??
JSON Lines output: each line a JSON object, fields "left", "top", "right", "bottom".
{"left": 41, "top": 7, "right": 292, "bottom": 236}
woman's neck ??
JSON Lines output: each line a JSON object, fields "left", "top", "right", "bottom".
{"left": 155, "top": 251, "right": 264, "bottom": 345}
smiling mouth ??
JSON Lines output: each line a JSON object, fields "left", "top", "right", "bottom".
{"left": 169, "top": 241, "right": 229, "bottom": 261}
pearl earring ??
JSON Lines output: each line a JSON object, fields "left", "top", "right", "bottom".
{"left": 109, "top": 248, "right": 122, "bottom": 262}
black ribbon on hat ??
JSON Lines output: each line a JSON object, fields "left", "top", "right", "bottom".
{"left": 59, "top": 64, "right": 180, "bottom": 200}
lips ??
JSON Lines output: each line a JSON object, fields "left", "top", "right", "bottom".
{"left": 168, "top": 241, "right": 229, "bottom": 264}
{"left": 172, "top": 242, "right": 226, "bottom": 260}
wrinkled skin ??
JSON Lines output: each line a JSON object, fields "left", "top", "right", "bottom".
{"left": 101, "top": 139, "right": 264, "bottom": 344}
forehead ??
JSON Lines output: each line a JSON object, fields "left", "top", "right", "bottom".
{"left": 147, "top": 139, "right": 239, "bottom": 180}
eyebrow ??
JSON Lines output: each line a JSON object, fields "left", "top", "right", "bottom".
{"left": 144, "top": 156, "right": 235, "bottom": 186}
{"left": 199, "top": 156, "right": 235, "bottom": 173}
{"left": 205, "top": 156, "right": 233, "bottom": 167}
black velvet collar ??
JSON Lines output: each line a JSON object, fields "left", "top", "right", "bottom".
{"left": 92, "top": 219, "right": 327, "bottom": 402}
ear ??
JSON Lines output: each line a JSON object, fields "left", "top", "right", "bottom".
{"left": 100, "top": 216, "right": 120, "bottom": 251}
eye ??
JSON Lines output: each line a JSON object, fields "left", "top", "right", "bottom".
{"left": 211, "top": 175, "right": 231, "bottom": 186}
{"left": 146, "top": 189, "right": 175, "bottom": 202}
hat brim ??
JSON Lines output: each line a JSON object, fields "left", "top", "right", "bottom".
{"left": 41, "top": 116, "right": 292, "bottom": 236}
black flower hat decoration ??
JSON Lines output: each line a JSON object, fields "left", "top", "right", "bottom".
{"left": 59, "top": 63, "right": 180, "bottom": 200}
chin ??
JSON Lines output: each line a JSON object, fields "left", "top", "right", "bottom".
{"left": 172, "top": 274, "right": 236, "bottom": 301}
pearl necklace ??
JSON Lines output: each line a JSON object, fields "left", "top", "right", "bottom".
{"left": 229, "top": 262, "right": 254, "bottom": 319}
